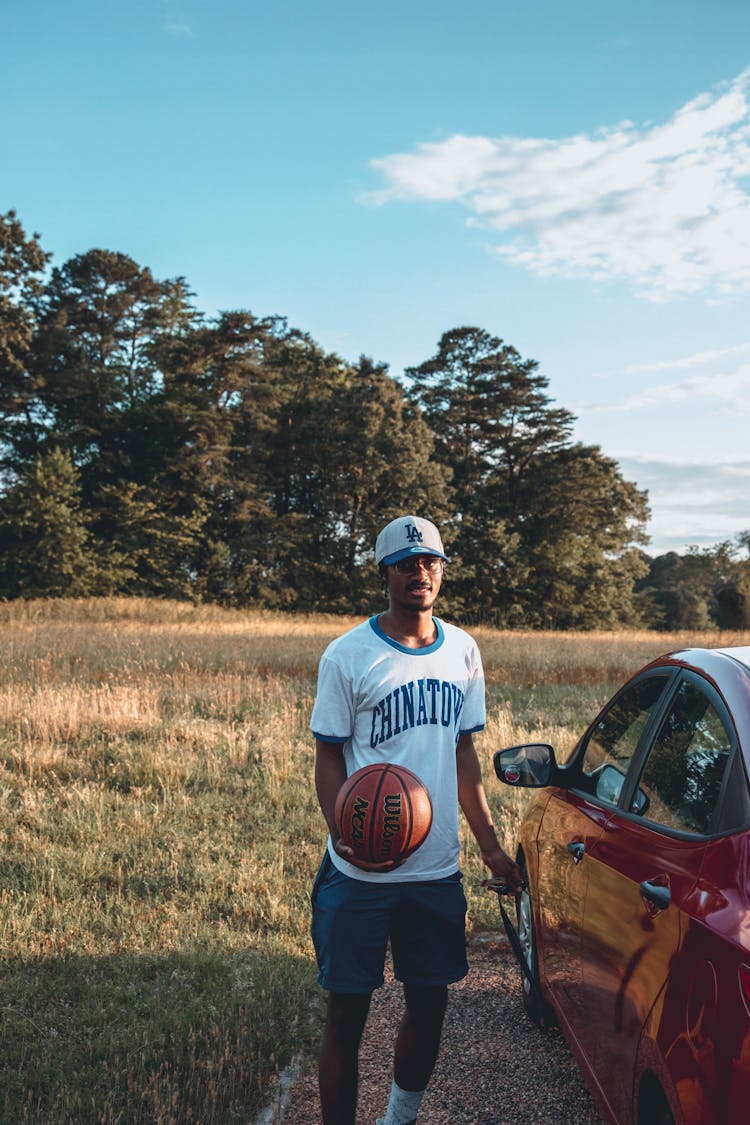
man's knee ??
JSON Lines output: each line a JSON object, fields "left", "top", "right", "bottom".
{"left": 324, "top": 991, "right": 372, "bottom": 1048}
{"left": 403, "top": 983, "right": 448, "bottom": 1029}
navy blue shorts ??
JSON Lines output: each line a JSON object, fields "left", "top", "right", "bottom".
{"left": 310, "top": 851, "right": 468, "bottom": 993}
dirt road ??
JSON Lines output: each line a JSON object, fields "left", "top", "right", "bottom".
{"left": 263, "top": 935, "right": 602, "bottom": 1124}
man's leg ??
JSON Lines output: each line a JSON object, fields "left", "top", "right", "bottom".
{"left": 393, "top": 982, "right": 448, "bottom": 1090}
{"left": 319, "top": 990, "right": 372, "bottom": 1125}
{"left": 377, "top": 984, "right": 448, "bottom": 1124}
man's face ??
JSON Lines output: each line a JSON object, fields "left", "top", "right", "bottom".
{"left": 386, "top": 555, "right": 444, "bottom": 613}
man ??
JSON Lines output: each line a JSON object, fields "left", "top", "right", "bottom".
{"left": 310, "top": 514, "right": 520, "bottom": 1125}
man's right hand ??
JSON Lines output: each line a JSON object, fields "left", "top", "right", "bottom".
{"left": 332, "top": 836, "right": 403, "bottom": 873}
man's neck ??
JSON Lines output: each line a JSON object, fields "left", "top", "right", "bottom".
{"left": 378, "top": 606, "right": 437, "bottom": 648}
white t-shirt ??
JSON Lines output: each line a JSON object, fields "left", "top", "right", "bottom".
{"left": 310, "top": 614, "right": 486, "bottom": 883}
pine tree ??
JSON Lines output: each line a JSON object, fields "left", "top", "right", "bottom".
{"left": 0, "top": 210, "right": 50, "bottom": 461}
{"left": 0, "top": 448, "right": 104, "bottom": 598}
{"left": 408, "top": 327, "right": 649, "bottom": 625}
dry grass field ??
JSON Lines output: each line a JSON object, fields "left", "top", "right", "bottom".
{"left": 1, "top": 597, "right": 746, "bottom": 1122}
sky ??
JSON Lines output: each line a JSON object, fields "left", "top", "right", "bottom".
{"left": 4, "top": 0, "right": 750, "bottom": 556}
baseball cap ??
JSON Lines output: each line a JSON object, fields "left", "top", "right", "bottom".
{"left": 375, "top": 515, "right": 448, "bottom": 566}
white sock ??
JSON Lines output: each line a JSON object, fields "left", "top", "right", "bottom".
{"left": 379, "top": 1079, "right": 426, "bottom": 1125}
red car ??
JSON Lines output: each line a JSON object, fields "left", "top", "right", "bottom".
{"left": 494, "top": 646, "right": 750, "bottom": 1125}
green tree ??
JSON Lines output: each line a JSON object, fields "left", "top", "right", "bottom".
{"left": 267, "top": 351, "right": 449, "bottom": 612}
{"left": 716, "top": 532, "right": 750, "bottom": 629}
{"left": 23, "top": 249, "right": 195, "bottom": 471}
{"left": 518, "top": 443, "right": 649, "bottom": 628}
{"left": 0, "top": 222, "right": 658, "bottom": 622}
{"left": 0, "top": 210, "right": 49, "bottom": 374}
{"left": 639, "top": 534, "right": 750, "bottom": 632}
{"left": 154, "top": 310, "right": 292, "bottom": 605}
{"left": 408, "top": 327, "right": 648, "bottom": 626}
{"left": 636, "top": 550, "right": 718, "bottom": 630}
{"left": 406, "top": 326, "right": 575, "bottom": 619}
{"left": 4, "top": 250, "right": 206, "bottom": 597}
{"left": 0, "top": 448, "right": 103, "bottom": 598}
{"left": 0, "top": 210, "right": 50, "bottom": 459}
{"left": 92, "top": 481, "right": 207, "bottom": 599}
{"left": 159, "top": 317, "right": 450, "bottom": 611}
{"left": 407, "top": 326, "right": 574, "bottom": 518}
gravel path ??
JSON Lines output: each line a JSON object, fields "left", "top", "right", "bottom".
{"left": 263, "top": 935, "right": 602, "bottom": 1124}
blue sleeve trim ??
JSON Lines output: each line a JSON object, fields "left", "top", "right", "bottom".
{"left": 312, "top": 732, "right": 349, "bottom": 744}
{"left": 459, "top": 724, "right": 485, "bottom": 735}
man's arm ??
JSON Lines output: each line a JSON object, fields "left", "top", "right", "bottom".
{"left": 314, "top": 739, "right": 353, "bottom": 858}
{"left": 314, "top": 739, "right": 404, "bottom": 872}
{"left": 456, "top": 732, "right": 522, "bottom": 889}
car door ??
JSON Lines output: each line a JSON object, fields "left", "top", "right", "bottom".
{"left": 534, "top": 673, "right": 671, "bottom": 1042}
{"left": 650, "top": 776, "right": 750, "bottom": 1125}
{"left": 577, "top": 672, "right": 737, "bottom": 1125}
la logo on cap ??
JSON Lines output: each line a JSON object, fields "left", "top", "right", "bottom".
{"left": 375, "top": 515, "right": 448, "bottom": 566}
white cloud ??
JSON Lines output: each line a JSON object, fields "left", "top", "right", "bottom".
{"left": 616, "top": 455, "right": 750, "bottom": 553}
{"left": 366, "top": 71, "right": 750, "bottom": 301}
{"left": 579, "top": 361, "right": 750, "bottom": 414}
{"left": 593, "top": 342, "right": 750, "bottom": 378}
{"left": 162, "top": 0, "right": 193, "bottom": 36}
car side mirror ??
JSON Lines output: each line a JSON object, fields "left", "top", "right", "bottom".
{"left": 631, "top": 787, "right": 650, "bottom": 816}
{"left": 594, "top": 763, "right": 626, "bottom": 805}
{"left": 494, "top": 743, "right": 557, "bottom": 788}
{"left": 593, "top": 763, "right": 650, "bottom": 814}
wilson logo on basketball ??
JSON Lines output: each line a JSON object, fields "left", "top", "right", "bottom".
{"left": 380, "top": 794, "right": 402, "bottom": 857}
{"left": 334, "top": 763, "right": 433, "bottom": 866}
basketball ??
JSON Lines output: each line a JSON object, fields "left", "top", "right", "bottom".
{"left": 334, "top": 763, "right": 433, "bottom": 865}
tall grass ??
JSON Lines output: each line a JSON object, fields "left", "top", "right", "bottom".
{"left": 1, "top": 598, "right": 747, "bottom": 1120}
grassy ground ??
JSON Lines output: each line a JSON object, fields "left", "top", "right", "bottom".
{"left": 1, "top": 598, "right": 746, "bottom": 1121}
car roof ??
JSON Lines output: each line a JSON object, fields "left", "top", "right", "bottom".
{"left": 714, "top": 646, "right": 750, "bottom": 671}
{"left": 649, "top": 646, "right": 750, "bottom": 676}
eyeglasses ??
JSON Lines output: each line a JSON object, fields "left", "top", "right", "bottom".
{"left": 391, "top": 556, "right": 444, "bottom": 575}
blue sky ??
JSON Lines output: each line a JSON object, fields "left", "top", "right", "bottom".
{"left": 4, "top": 1, "right": 750, "bottom": 555}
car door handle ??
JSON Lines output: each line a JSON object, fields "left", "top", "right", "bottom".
{"left": 567, "top": 842, "right": 585, "bottom": 864}
{"left": 640, "top": 880, "right": 671, "bottom": 910}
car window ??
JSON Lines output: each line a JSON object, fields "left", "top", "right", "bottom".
{"left": 634, "top": 678, "right": 733, "bottom": 835}
{"left": 579, "top": 675, "right": 669, "bottom": 804}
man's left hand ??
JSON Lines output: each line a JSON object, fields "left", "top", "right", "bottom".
{"left": 481, "top": 846, "right": 523, "bottom": 893}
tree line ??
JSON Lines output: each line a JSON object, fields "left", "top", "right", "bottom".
{"left": 0, "top": 209, "right": 747, "bottom": 629}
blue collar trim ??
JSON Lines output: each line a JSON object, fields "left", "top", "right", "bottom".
{"left": 369, "top": 615, "right": 445, "bottom": 654}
